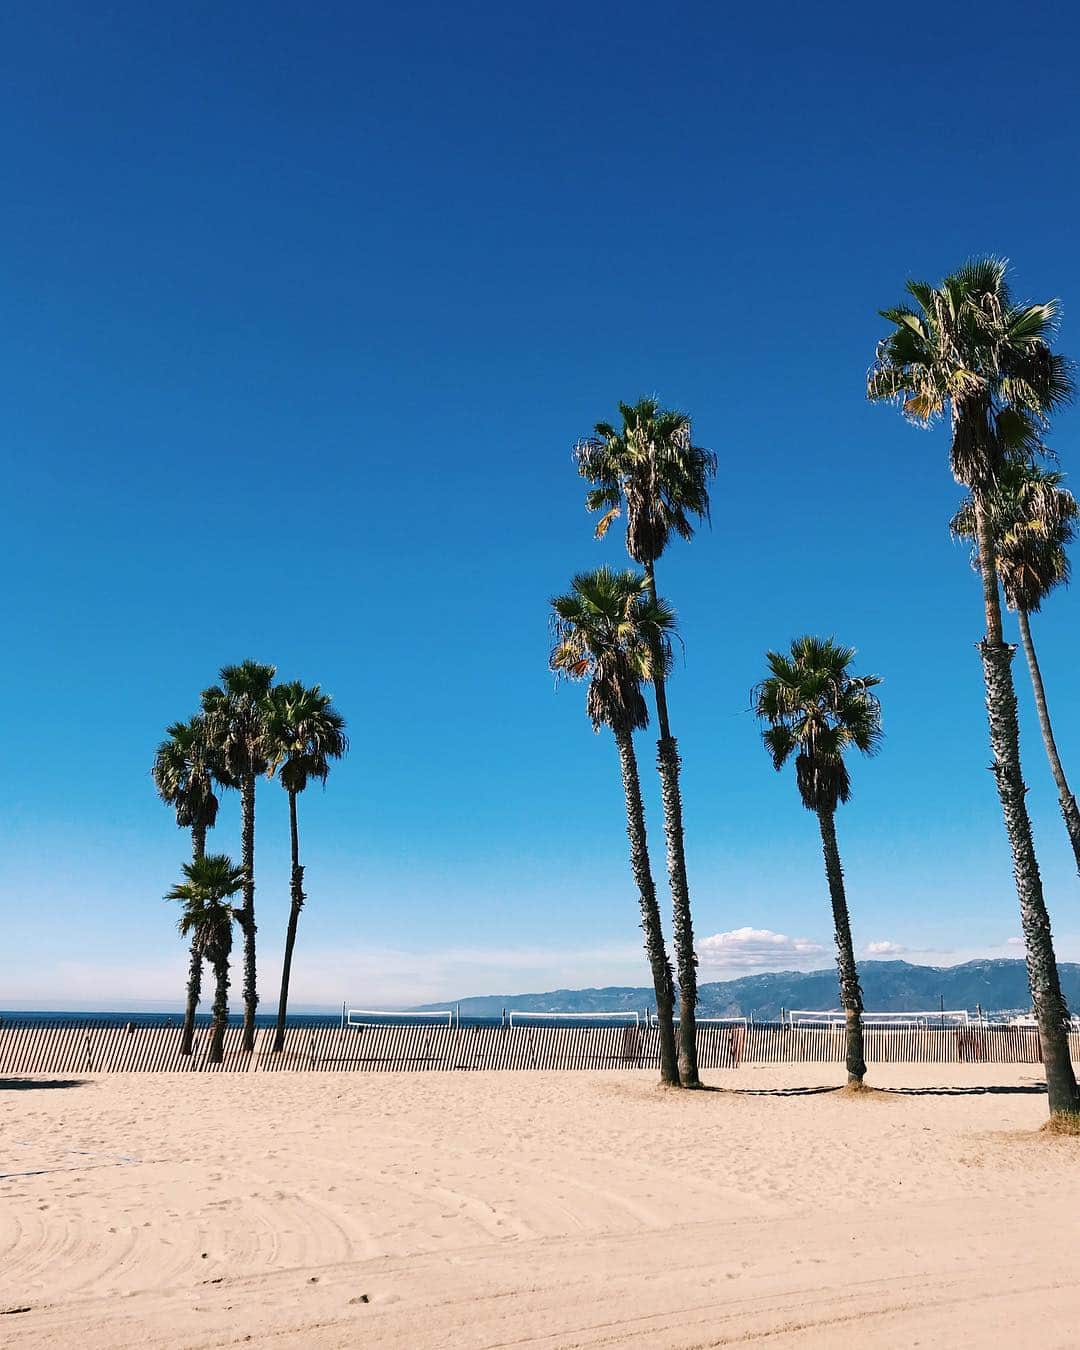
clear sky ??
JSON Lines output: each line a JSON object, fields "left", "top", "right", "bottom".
{"left": 4, "top": 0, "right": 1080, "bottom": 1009}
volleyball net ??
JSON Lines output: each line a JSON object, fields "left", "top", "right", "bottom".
{"left": 506, "top": 1010, "right": 640, "bottom": 1028}
{"left": 345, "top": 1008, "right": 454, "bottom": 1028}
{"left": 786, "top": 1009, "right": 971, "bottom": 1027}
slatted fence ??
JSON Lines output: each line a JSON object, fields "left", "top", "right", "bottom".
{"left": 2, "top": 1021, "right": 1077, "bottom": 1075}
{"left": 739, "top": 1022, "right": 1080, "bottom": 1065}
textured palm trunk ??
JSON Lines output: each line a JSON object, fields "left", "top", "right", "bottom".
{"left": 974, "top": 499, "right": 1079, "bottom": 1116}
{"left": 239, "top": 774, "right": 258, "bottom": 1052}
{"left": 1017, "top": 608, "right": 1080, "bottom": 876}
{"left": 180, "top": 823, "right": 208, "bottom": 1057}
{"left": 614, "top": 729, "right": 680, "bottom": 1086}
{"left": 273, "top": 791, "right": 306, "bottom": 1054}
{"left": 208, "top": 951, "right": 229, "bottom": 1065}
{"left": 645, "top": 565, "right": 700, "bottom": 1088}
{"left": 180, "top": 941, "right": 203, "bottom": 1057}
{"left": 816, "top": 809, "right": 866, "bottom": 1085}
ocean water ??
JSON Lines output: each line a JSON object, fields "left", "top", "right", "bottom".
{"left": 0, "top": 1010, "right": 342, "bottom": 1029}
{"left": 0, "top": 1010, "right": 652, "bottom": 1030}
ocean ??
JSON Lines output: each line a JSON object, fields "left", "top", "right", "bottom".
{"left": 0, "top": 1010, "right": 343, "bottom": 1029}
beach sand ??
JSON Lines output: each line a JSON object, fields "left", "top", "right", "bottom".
{"left": 2, "top": 1064, "right": 1077, "bottom": 1348}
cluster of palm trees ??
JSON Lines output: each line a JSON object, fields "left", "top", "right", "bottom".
{"left": 153, "top": 661, "right": 347, "bottom": 1062}
{"left": 552, "top": 257, "right": 1080, "bottom": 1120}
{"left": 551, "top": 399, "right": 715, "bottom": 1088}
{"left": 870, "top": 257, "right": 1079, "bottom": 1118}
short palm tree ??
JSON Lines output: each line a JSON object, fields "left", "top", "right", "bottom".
{"left": 167, "top": 855, "right": 245, "bottom": 1065}
{"left": 575, "top": 398, "right": 716, "bottom": 1087}
{"left": 201, "top": 661, "right": 276, "bottom": 1052}
{"left": 550, "top": 566, "right": 680, "bottom": 1086}
{"left": 869, "top": 257, "right": 1079, "bottom": 1117}
{"left": 265, "top": 681, "right": 348, "bottom": 1052}
{"left": 152, "top": 714, "right": 221, "bottom": 1054}
{"left": 755, "top": 638, "right": 881, "bottom": 1087}
{"left": 952, "top": 461, "right": 1080, "bottom": 874}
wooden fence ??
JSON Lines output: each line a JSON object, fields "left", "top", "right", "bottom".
{"left": 3, "top": 1020, "right": 1079, "bottom": 1075}
{"left": 740, "top": 1022, "right": 1080, "bottom": 1065}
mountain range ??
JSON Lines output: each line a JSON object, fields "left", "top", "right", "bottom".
{"left": 418, "top": 959, "right": 1080, "bottom": 1021}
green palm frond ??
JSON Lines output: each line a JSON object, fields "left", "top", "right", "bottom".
{"left": 152, "top": 714, "right": 221, "bottom": 833}
{"left": 953, "top": 254, "right": 1009, "bottom": 299}
{"left": 951, "top": 460, "right": 1077, "bottom": 612}
{"left": 200, "top": 660, "right": 277, "bottom": 783}
{"left": 549, "top": 566, "right": 677, "bottom": 734}
{"left": 754, "top": 636, "right": 882, "bottom": 813}
{"left": 265, "top": 680, "right": 348, "bottom": 795}
{"left": 762, "top": 724, "right": 796, "bottom": 772}
{"left": 573, "top": 397, "right": 717, "bottom": 566}
{"left": 869, "top": 257, "right": 1074, "bottom": 489}
{"left": 166, "top": 853, "right": 245, "bottom": 958}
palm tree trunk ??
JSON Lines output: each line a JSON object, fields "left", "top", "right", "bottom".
{"left": 273, "top": 790, "right": 306, "bottom": 1053}
{"left": 208, "top": 951, "right": 229, "bottom": 1065}
{"left": 614, "top": 728, "right": 680, "bottom": 1085}
{"left": 644, "top": 563, "right": 700, "bottom": 1088}
{"left": 179, "top": 939, "right": 202, "bottom": 1057}
{"left": 1017, "top": 608, "right": 1080, "bottom": 875}
{"left": 180, "top": 824, "right": 208, "bottom": 1056}
{"left": 974, "top": 499, "right": 1079, "bottom": 1116}
{"left": 239, "top": 773, "right": 258, "bottom": 1052}
{"left": 816, "top": 809, "right": 866, "bottom": 1085}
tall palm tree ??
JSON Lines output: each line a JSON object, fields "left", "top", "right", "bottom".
{"left": 869, "top": 257, "right": 1079, "bottom": 1116}
{"left": 167, "top": 855, "right": 245, "bottom": 1065}
{"left": 152, "top": 714, "right": 221, "bottom": 1054}
{"left": 755, "top": 638, "right": 882, "bottom": 1087}
{"left": 549, "top": 566, "right": 681, "bottom": 1086}
{"left": 265, "top": 681, "right": 348, "bottom": 1052}
{"left": 952, "top": 462, "right": 1080, "bottom": 874}
{"left": 201, "top": 661, "right": 276, "bottom": 1052}
{"left": 575, "top": 398, "right": 716, "bottom": 1087}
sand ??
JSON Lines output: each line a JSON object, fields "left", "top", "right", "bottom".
{"left": 2, "top": 1064, "right": 1078, "bottom": 1348}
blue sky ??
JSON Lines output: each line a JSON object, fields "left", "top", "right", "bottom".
{"left": 4, "top": 1, "right": 1080, "bottom": 1008}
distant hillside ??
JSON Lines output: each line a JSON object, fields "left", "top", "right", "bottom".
{"left": 416, "top": 959, "right": 1080, "bottom": 1021}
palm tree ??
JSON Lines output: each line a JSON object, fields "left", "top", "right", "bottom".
{"left": 575, "top": 398, "right": 716, "bottom": 1087}
{"left": 952, "top": 462, "right": 1080, "bottom": 874}
{"left": 869, "top": 257, "right": 1079, "bottom": 1116}
{"left": 166, "top": 855, "right": 245, "bottom": 1064}
{"left": 755, "top": 638, "right": 881, "bottom": 1087}
{"left": 265, "top": 681, "right": 348, "bottom": 1052}
{"left": 550, "top": 567, "right": 681, "bottom": 1086}
{"left": 152, "top": 715, "right": 221, "bottom": 1054}
{"left": 201, "top": 661, "right": 276, "bottom": 1052}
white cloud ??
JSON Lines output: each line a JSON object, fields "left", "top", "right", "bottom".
{"left": 866, "top": 940, "right": 908, "bottom": 956}
{"left": 696, "top": 927, "right": 825, "bottom": 971}
{"left": 4, "top": 931, "right": 1061, "bottom": 1012}
{"left": 863, "top": 937, "right": 1047, "bottom": 964}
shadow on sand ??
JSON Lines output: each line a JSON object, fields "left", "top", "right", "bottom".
{"left": 722, "top": 1085, "right": 844, "bottom": 1097}
{"left": 723, "top": 1082, "right": 1047, "bottom": 1098}
{"left": 0, "top": 1078, "right": 86, "bottom": 1092}
{"left": 877, "top": 1083, "right": 1047, "bottom": 1097}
